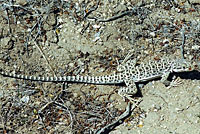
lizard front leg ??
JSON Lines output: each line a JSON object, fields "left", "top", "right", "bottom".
{"left": 161, "top": 72, "right": 182, "bottom": 88}
{"left": 160, "top": 72, "right": 171, "bottom": 86}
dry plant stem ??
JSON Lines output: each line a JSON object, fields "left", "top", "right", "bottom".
{"left": 38, "top": 101, "right": 74, "bottom": 129}
{"left": 22, "top": 9, "right": 57, "bottom": 76}
{"left": 25, "top": 17, "right": 41, "bottom": 55}
{"left": 83, "top": 0, "right": 100, "bottom": 19}
{"left": 0, "top": 114, "right": 6, "bottom": 132}
{"left": 116, "top": 49, "right": 135, "bottom": 68}
{"left": 34, "top": 16, "right": 57, "bottom": 77}
{"left": 157, "top": 19, "right": 196, "bottom": 59}
{"left": 95, "top": 99, "right": 142, "bottom": 134}
{"left": 93, "top": 5, "right": 150, "bottom": 22}
{"left": 95, "top": 102, "right": 131, "bottom": 134}
{"left": 180, "top": 27, "right": 185, "bottom": 59}
{"left": 95, "top": 10, "right": 133, "bottom": 22}
{"left": 4, "top": 9, "right": 11, "bottom": 34}
{"left": 53, "top": 101, "right": 74, "bottom": 129}
{"left": 122, "top": 49, "right": 136, "bottom": 64}
{"left": 38, "top": 101, "right": 54, "bottom": 114}
{"left": 33, "top": 16, "right": 44, "bottom": 40}
{"left": 34, "top": 42, "right": 57, "bottom": 77}
{"left": 80, "top": 22, "right": 90, "bottom": 34}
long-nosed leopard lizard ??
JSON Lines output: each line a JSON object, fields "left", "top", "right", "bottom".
{"left": 0, "top": 58, "right": 199, "bottom": 99}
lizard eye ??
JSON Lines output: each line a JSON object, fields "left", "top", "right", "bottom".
{"left": 194, "top": 64, "right": 198, "bottom": 69}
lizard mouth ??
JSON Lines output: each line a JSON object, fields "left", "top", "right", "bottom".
{"left": 189, "top": 67, "right": 192, "bottom": 71}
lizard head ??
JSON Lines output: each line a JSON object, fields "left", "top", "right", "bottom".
{"left": 172, "top": 59, "right": 198, "bottom": 72}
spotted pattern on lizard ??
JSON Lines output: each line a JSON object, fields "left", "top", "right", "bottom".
{"left": 0, "top": 58, "right": 198, "bottom": 99}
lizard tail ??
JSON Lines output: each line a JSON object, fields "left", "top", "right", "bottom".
{"left": 0, "top": 71, "right": 123, "bottom": 84}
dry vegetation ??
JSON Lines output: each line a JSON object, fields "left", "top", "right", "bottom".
{"left": 0, "top": 0, "right": 199, "bottom": 134}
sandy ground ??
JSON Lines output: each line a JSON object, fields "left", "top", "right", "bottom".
{"left": 0, "top": 0, "right": 200, "bottom": 133}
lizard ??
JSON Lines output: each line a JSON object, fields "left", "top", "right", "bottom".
{"left": 0, "top": 57, "right": 198, "bottom": 99}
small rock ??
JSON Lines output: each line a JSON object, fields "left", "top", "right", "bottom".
{"left": 92, "top": 24, "right": 101, "bottom": 29}
{"left": 77, "top": 59, "right": 84, "bottom": 66}
{"left": 21, "top": 96, "right": 30, "bottom": 103}
{"left": 68, "top": 63, "right": 74, "bottom": 68}
{"left": 1, "top": 37, "right": 13, "bottom": 49}
{"left": 93, "top": 32, "right": 101, "bottom": 42}
{"left": 149, "top": 32, "right": 156, "bottom": 37}
{"left": 163, "top": 39, "right": 169, "bottom": 44}
{"left": 191, "top": 45, "right": 200, "bottom": 50}
{"left": 0, "top": 90, "right": 3, "bottom": 98}
{"left": 17, "top": 0, "right": 27, "bottom": 5}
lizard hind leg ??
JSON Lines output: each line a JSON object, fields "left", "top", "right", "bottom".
{"left": 118, "top": 80, "right": 138, "bottom": 101}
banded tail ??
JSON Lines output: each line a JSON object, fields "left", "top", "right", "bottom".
{"left": 0, "top": 70, "right": 123, "bottom": 84}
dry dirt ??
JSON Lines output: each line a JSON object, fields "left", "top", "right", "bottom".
{"left": 0, "top": 0, "right": 200, "bottom": 134}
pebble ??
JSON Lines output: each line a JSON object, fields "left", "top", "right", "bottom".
{"left": 1, "top": 37, "right": 10, "bottom": 48}
{"left": 191, "top": 45, "right": 200, "bottom": 50}
{"left": 149, "top": 32, "right": 156, "bottom": 37}
{"left": 17, "top": 0, "right": 27, "bottom": 5}
{"left": 21, "top": 96, "right": 30, "bottom": 103}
